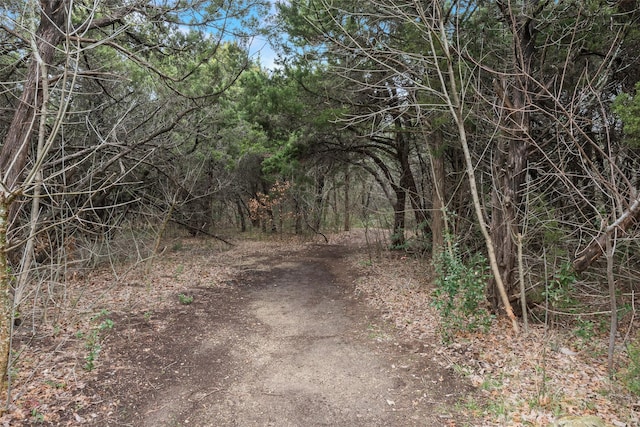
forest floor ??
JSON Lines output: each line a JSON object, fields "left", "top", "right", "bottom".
{"left": 0, "top": 229, "right": 638, "bottom": 426}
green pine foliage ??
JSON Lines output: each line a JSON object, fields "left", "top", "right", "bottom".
{"left": 613, "top": 81, "right": 640, "bottom": 147}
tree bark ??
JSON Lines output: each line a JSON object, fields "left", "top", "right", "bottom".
{"left": 0, "top": 199, "right": 10, "bottom": 395}
{"left": 0, "top": 0, "right": 69, "bottom": 397}
{"left": 398, "top": 140, "right": 428, "bottom": 236}
{"left": 236, "top": 198, "right": 247, "bottom": 232}
{"left": 489, "top": 1, "right": 537, "bottom": 312}
{"left": 1, "top": 0, "right": 68, "bottom": 192}
{"left": 294, "top": 196, "right": 303, "bottom": 234}
{"left": 573, "top": 195, "right": 640, "bottom": 273}
{"left": 343, "top": 167, "right": 350, "bottom": 231}
{"left": 394, "top": 113, "right": 428, "bottom": 237}
{"left": 429, "top": 130, "right": 446, "bottom": 254}
{"left": 490, "top": 135, "right": 528, "bottom": 310}
{"left": 606, "top": 233, "right": 617, "bottom": 375}
{"left": 392, "top": 185, "right": 407, "bottom": 248}
{"left": 313, "top": 174, "right": 325, "bottom": 232}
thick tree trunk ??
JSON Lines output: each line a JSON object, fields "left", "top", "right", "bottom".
{"left": 489, "top": 2, "right": 537, "bottom": 313}
{"left": 490, "top": 138, "right": 528, "bottom": 310}
{"left": 1, "top": 0, "right": 68, "bottom": 192}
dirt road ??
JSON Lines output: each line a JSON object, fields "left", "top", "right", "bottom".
{"left": 95, "top": 243, "right": 470, "bottom": 426}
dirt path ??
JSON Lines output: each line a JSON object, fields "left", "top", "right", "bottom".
{"left": 93, "top": 243, "right": 470, "bottom": 426}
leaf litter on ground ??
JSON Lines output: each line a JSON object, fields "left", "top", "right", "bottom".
{"left": 345, "top": 232, "right": 638, "bottom": 427}
{"left": 1, "top": 231, "right": 638, "bottom": 426}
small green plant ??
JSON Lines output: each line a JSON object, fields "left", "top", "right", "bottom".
{"left": 432, "top": 237, "right": 494, "bottom": 343}
{"left": 175, "top": 264, "right": 184, "bottom": 275}
{"left": 143, "top": 311, "right": 153, "bottom": 321}
{"left": 84, "top": 346, "right": 99, "bottom": 371}
{"left": 574, "top": 318, "right": 596, "bottom": 341}
{"left": 82, "top": 310, "right": 114, "bottom": 371}
{"left": 358, "top": 259, "right": 373, "bottom": 267}
{"left": 484, "top": 399, "right": 510, "bottom": 418}
{"left": 620, "top": 340, "right": 640, "bottom": 396}
{"left": 45, "top": 380, "right": 66, "bottom": 389}
{"left": 389, "top": 230, "right": 409, "bottom": 251}
{"left": 529, "top": 388, "right": 565, "bottom": 415}
{"left": 481, "top": 376, "right": 503, "bottom": 391}
{"left": 456, "top": 396, "right": 482, "bottom": 415}
{"left": 366, "top": 324, "right": 389, "bottom": 341}
{"left": 178, "top": 293, "right": 193, "bottom": 305}
{"left": 572, "top": 318, "right": 607, "bottom": 357}
{"left": 31, "top": 408, "right": 45, "bottom": 423}
{"left": 544, "top": 262, "right": 579, "bottom": 311}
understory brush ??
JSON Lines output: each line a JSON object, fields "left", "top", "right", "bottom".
{"left": 431, "top": 239, "right": 494, "bottom": 343}
{"left": 80, "top": 309, "right": 114, "bottom": 371}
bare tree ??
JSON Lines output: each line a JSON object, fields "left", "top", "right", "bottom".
{"left": 0, "top": 0, "right": 266, "bottom": 395}
{"left": 286, "top": 0, "right": 520, "bottom": 328}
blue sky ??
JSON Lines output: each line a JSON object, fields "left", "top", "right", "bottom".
{"left": 249, "top": 36, "right": 279, "bottom": 70}
{"left": 178, "top": 0, "right": 281, "bottom": 70}
{"left": 248, "top": 0, "right": 281, "bottom": 70}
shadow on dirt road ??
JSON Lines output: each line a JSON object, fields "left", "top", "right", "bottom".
{"left": 93, "top": 243, "right": 471, "bottom": 426}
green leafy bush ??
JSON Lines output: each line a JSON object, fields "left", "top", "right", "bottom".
{"left": 544, "top": 262, "right": 578, "bottom": 312}
{"left": 432, "top": 238, "right": 494, "bottom": 343}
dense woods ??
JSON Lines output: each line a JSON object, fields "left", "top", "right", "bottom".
{"left": 1, "top": 0, "right": 640, "bottom": 419}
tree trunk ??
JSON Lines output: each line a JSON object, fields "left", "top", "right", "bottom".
{"left": 344, "top": 167, "right": 350, "bottom": 231}
{"left": 435, "top": 5, "right": 519, "bottom": 333}
{"left": 236, "top": 198, "right": 247, "bottom": 232}
{"left": 1, "top": 0, "right": 68, "bottom": 192}
{"left": 147, "top": 198, "right": 176, "bottom": 275}
{"left": 294, "top": 196, "right": 303, "bottom": 234}
{"left": 0, "top": 199, "right": 10, "bottom": 395}
{"left": 489, "top": 137, "right": 528, "bottom": 310}
{"left": 395, "top": 118, "right": 428, "bottom": 237}
{"left": 489, "top": 2, "right": 537, "bottom": 313}
{"left": 391, "top": 185, "right": 407, "bottom": 248}
{"left": 429, "top": 130, "right": 446, "bottom": 254}
{"left": 313, "top": 174, "right": 325, "bottom": 231}
{"left": 399, "top": 150, "right": 428, "bottom": 236}
{"left": 0, "top": 0, "right": 69, "bottom": 397}
{"left": 331, "top": 175, "right": 339, "bottom": 231}
{"left": 606, "top": 233, "right": 617, "bottom": 375}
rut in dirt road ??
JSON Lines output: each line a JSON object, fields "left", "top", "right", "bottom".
{"left": 108, "top": 244, "right": 471, "bottom": 426}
